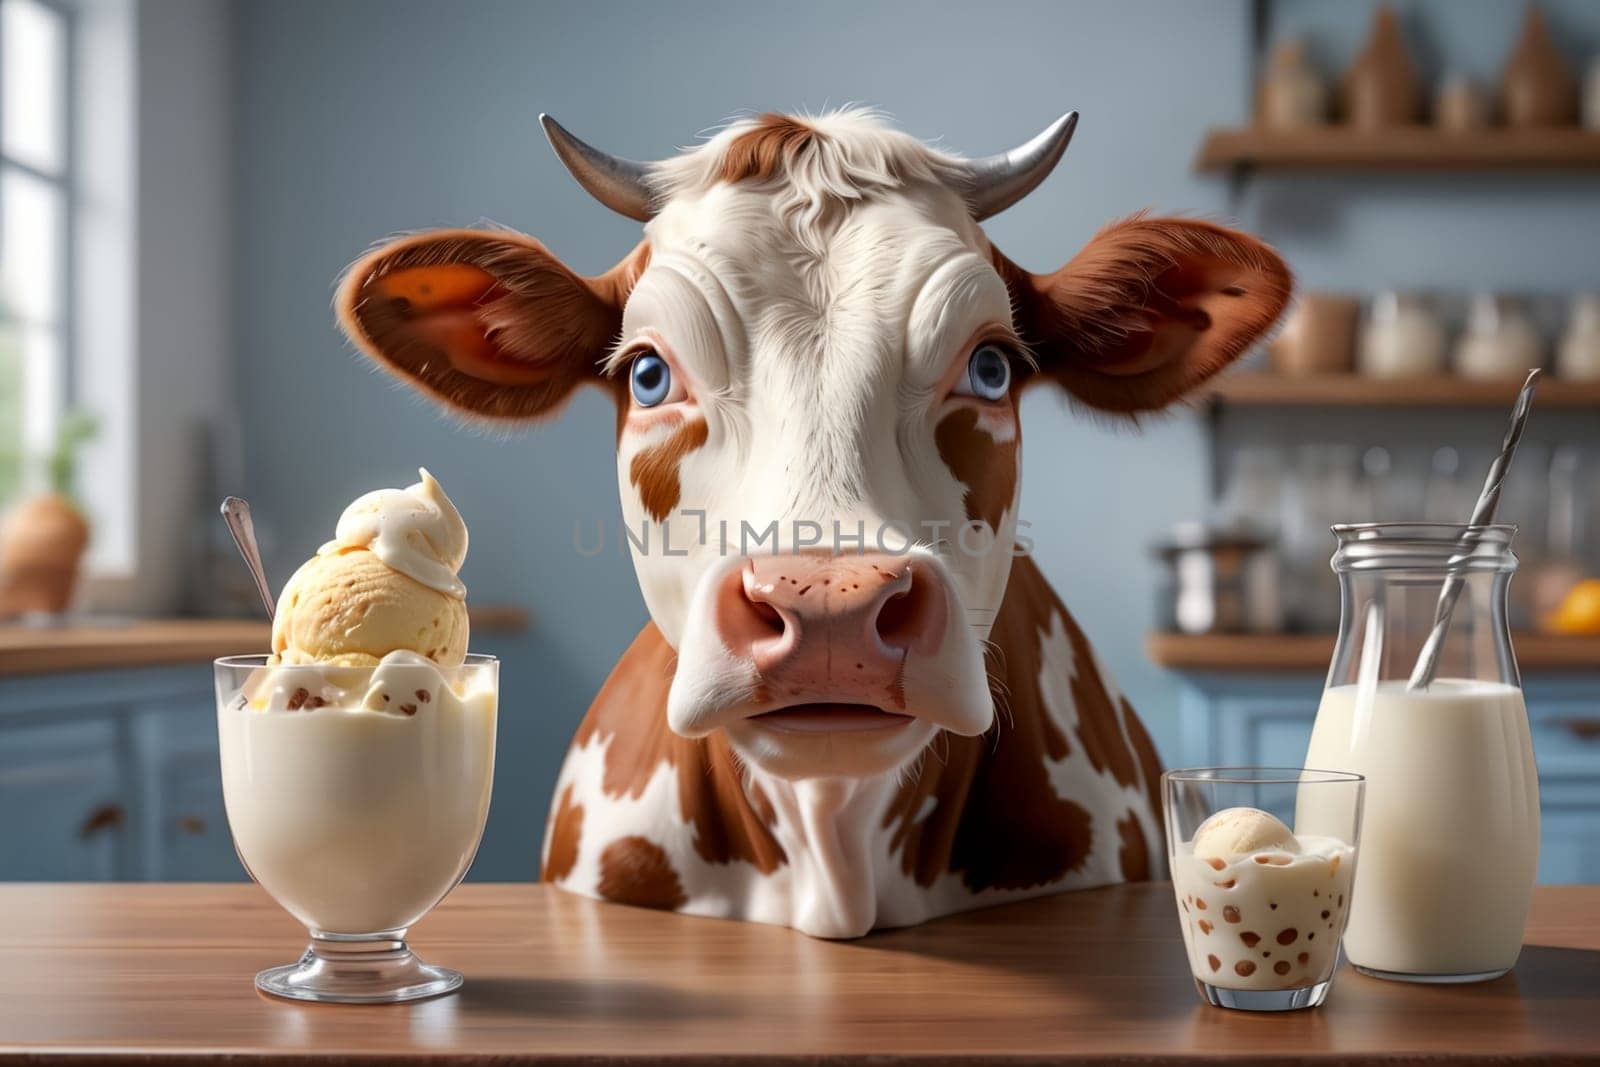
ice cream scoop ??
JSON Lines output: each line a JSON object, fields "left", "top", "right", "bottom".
{"left": 271, "top": 470, "right": 470, "bottom": 667}
{"left": 326, "top": 469, "right": 468, "bottom": 599}
{"left": 1192, "top": 806, "right": 1301, "bottom": 860}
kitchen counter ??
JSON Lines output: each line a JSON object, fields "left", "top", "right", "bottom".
{"left": 1, "top": 883, "right": 1596, "bottom": 1064}
{"left": 0, "top": 608, "right": 530, "bottom": 676}
{"left": 1147, "top": 631, "right": 1600, "bottom": 672}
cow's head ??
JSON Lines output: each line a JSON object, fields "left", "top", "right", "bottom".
{"left": 337, "top": 110, "right": 1289, "bottom": 781}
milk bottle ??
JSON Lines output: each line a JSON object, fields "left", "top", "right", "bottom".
{"left": 1301, "top": 523, "right": 1539, "bottom": 982}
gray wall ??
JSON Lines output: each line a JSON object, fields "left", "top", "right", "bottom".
{"left": 232, "top": 0, "right": 1600, "bottom": 879}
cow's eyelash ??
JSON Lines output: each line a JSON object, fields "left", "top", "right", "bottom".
{"left": 601, "top": 343, "right": 650, "bottom": 378}
{"left": 1009, "top": 339, "right": 1040, "bottom": 373}
{"left": 976, "top": 330, "right": 1036, "bottom": 372}
{"left": 941, "top": 330, "right": 1036, "bottom": 392}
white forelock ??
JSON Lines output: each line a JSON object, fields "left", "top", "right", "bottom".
{"left": 649, "top": 108, "right": 970, "bottom": 242}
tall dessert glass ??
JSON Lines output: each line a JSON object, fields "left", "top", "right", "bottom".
{"left": 1303, "top": 524, "right": 1539, "bottom": 982}
{"left": 216, "top": 653, "right": 498, "bottom": 1003}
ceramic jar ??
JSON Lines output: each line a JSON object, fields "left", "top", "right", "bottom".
{"left": 1259, "top": 40, "right": 1328, "bottom": 129}
{"left": 1271, "top": 293, "right": 1358, "bottom": 375}
{"left": 1557, "top": 294, "right": 1600, "bottom": 381}
{"left": 1455, "top": 293, "right": 1544, "bottom": 380}
{"left": 0, "top": 493, "right": 89, "bottom": 616}
{"left": 1342, "top": 5, "right": 1421, "bottom": 128}
{"left": 1359, "top": 291, "right": 1446, "bottom": 379}
{"left": 1437, "top": 74, "right": 1491, "bottom": 132}
{"left": 1501, "top": 6, "right": 1578, "bottom": 127}
{"left": 1585, "top": 57, "right": 1600, "bottom": 130}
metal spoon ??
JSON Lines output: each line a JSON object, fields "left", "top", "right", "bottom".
{"left": 220, "top": 497, "right": 275, "bottom": 620}
{"left": 1407, "top": 369, "right": 1540, "bottom": 691}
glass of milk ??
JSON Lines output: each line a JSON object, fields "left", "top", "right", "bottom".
{"left": 1303, "top": 523, "right": 1539, "bottom": 983}
{"left": 1164, "top": 767, "right": 1365, "bottom": 1012}
{"left": 215, "top": 653, "right": 498, "bottom": 1003}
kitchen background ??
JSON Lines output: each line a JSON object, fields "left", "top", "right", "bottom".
{"left": 1, "top": 0, "right": 1597, "bottom": 882}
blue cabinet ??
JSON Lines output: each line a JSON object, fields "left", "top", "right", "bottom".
{"left": 0, "top": 716, "right": 127, "bottom": 880}
{"left": 0, "top": 666, "right": 244, "bottom": 882}
{"left": 1173, "top": 672, "right": 1600, "bottom": 884}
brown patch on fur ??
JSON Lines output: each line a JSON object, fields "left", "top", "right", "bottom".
{"left": 336, "top": 229, "right": 649, "bottom": 421}
{"left": 596, "top": 836, "right": 688, "bottom": 911}
{"left": 628, "top": 417, "right": 710, "bottom": 523}
{"left": 1059, "top": 612, "right": 1141, "bottom": 793}
{"left": 572, "top": 626, "right": 786, "bottom": 876}
{"left": 1117, "top": 811, "right": 1151, "bottom": 882}
{"left": 935, "top": 407, "right": 1018, "bottom": 531}
{"left": 883, "top": 557, "right": 1163, "bottom": 891}
{"left": 884, "top": 556, "right": 1093, "bottom": 892}
{"left": 717, "top": 114, "right": 826, "bottom": 185}
{"left": 990, "top": 216, "right": 1291, "bottom": 414}
{"left": 541, "top": 785, "right": 583, "bottom": 883}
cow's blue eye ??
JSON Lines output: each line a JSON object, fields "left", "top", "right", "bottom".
{"left": 959, "top": 344, "right": 1012, "bottom": 401}
{"left": 630, "top": 351, "right": 672, "bottom": 407}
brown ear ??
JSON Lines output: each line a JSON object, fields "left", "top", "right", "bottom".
{"left": 335, "top": 229, "right": 649, "bottom": 420}
{"left": 992, "top": 216, "right": 1291, "bottom": 413}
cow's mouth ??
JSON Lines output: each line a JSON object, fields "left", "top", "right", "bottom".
{"left": 747, "top": 703, "right": 915, "bottom": 734}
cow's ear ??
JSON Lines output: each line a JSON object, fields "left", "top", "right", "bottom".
{"left": 336, "top": 229, "right": 648, "bottom": 420}
{"left": 992, "top": 216, "right": 1290, "bottom": 414}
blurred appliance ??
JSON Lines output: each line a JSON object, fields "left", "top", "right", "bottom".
{"left": 183, "top": 420, "right": 257, "bottom": 617}
{"left": 1154, "top": 521, "right": 1280, "bottom": 635}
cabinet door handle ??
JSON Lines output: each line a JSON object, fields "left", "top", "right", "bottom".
{"left": 79, "top": 803, "right": 125, "bottom": 839}
{"left": 175, "top": 815, "right": 207, "bottom": 835}
{"left": 1562, "top": 718, "right": 1600, "bottom": 741}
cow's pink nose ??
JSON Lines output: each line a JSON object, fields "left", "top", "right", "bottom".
{"left": 715, "top": 554, "right": 947, "bottom": 689}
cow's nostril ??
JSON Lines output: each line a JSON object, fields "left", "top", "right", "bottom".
{"left": 877, "top": 590, "right": 914, "bottom": 643}
{"left": 749, "top": 599, "right": 785, "bottom": 636}
{"left": 719, "top": 565, "right": 792, "bottom": 657}
{"left": 875, "top": 571, "right": 939, "bottom": 654}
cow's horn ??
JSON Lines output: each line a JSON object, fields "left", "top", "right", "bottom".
{"left": 540, "top": 114, "right": 657, "bottom": 222}
{"left": 963, "top": 111, "right": 1078, "bottom": 222}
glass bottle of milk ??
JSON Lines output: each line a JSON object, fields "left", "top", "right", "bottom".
{"left": 1302, "top": 523, "right": 1539, "bottom": 983}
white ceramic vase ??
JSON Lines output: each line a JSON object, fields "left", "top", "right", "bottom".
{"left": 1358, "top": 291, "right": 1445, "bottom": 378}
{"left": 1454, "top": 293, "right": 1542, "bottom": 380}
{"left": 1556, "top": 294, "right": 1600, "bottom": 381}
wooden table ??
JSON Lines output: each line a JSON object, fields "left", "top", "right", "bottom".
{"left": 2, "top": 884, "right": 1596, "bottom": 1065}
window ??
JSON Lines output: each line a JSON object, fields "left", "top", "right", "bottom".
{"left": 0, "top": 0, "right": 71, "bottom": 504}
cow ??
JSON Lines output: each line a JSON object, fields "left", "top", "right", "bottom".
{"left": 335, "top": 109, "right": 1290, "bottom": 939}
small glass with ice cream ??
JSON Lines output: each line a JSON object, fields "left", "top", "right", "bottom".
{"left": 1163, "top": 767, "right": 1364, "bottom": 1011}
{"left": 216, "top": 470, "right": 498, "bottom": 1004}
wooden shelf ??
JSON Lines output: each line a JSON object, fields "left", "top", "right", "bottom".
{"left": 1205, "top": 372, "right": 1600, "bottom": 408}
{"left": 0, "top": 605, "right": 531, "bottom": 676}
{"left": 1196, "top": 126, "right": 1600, "bottom": 172}
{"left": 1148, "top": 631, "right": 1600, "bottom": 672}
